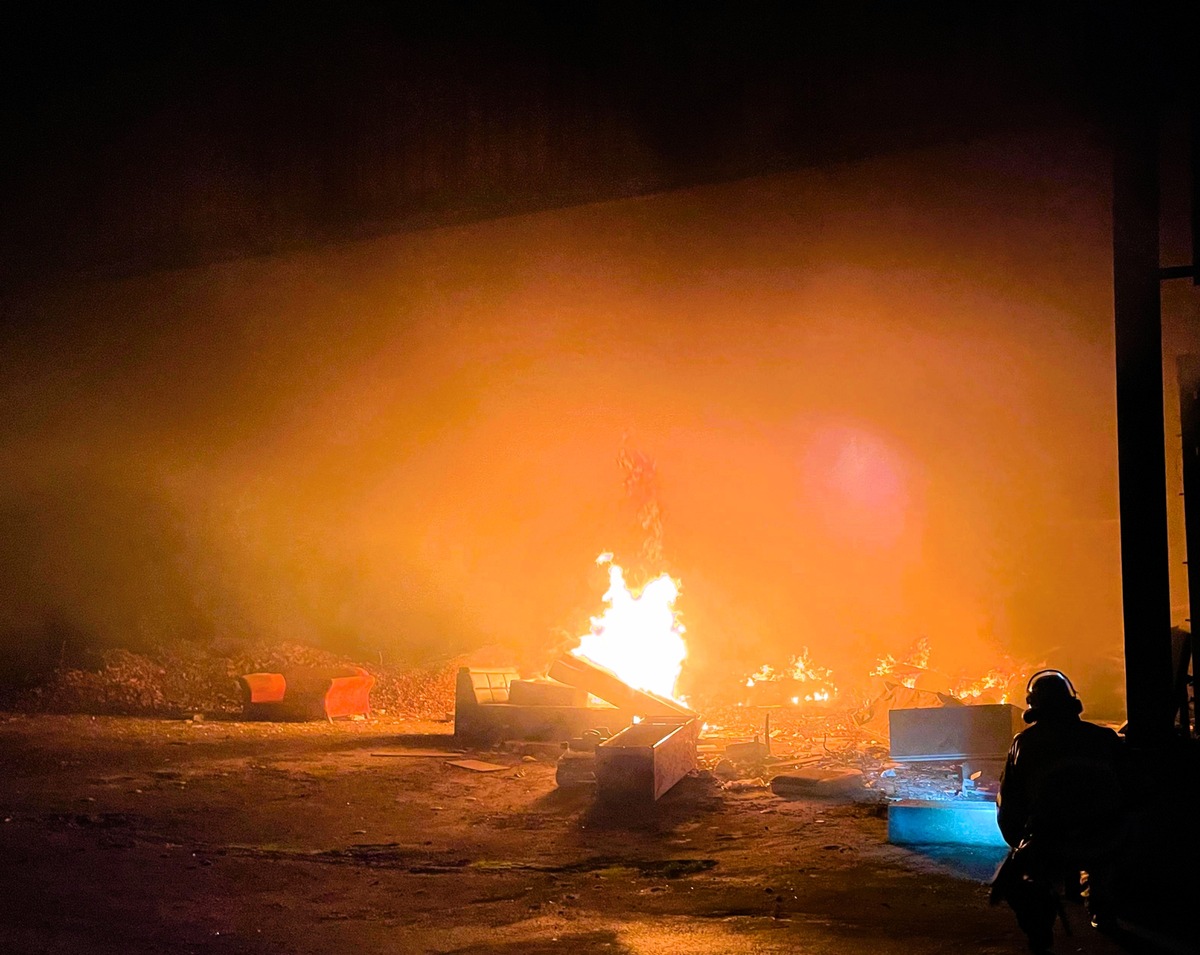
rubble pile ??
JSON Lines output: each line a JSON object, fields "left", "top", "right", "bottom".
{"left": 1, "top": 640, "right": 457, "bottom": 720}
{"left": 16, "top": 649, "right": 172, "bottom": 715}
{"left": 873, "top": 763, "right": 967, "bottom": 801}
{"left": 369, "top": 662, "right": 458, "bottom": 719}
{"left": 690, "top": 696, "right": 1000, "bottom": 806}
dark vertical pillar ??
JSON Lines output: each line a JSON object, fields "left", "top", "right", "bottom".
{"left": 1192, "top": 101, "right": 1199, "bottom": 286}
{"left": 1177, "top": 356, "right": 1200, "bottom": 735}
{"left": 1113, "top": 93, "right": 1176, "bottom": 747}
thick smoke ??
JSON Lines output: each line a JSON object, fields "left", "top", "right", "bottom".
{"left": 3, "top": 130, "right": 1193, "bottom": 717}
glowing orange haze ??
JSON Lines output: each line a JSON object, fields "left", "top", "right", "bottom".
{"left": 6, "top": 131, "right": 1195, "bottom": 719}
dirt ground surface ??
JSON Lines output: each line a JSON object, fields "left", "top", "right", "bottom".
{"left": 0, "top": 714, "right": 1177, "bottom": 955}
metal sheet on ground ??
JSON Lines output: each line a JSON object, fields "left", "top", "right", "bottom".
{"left": 370, "top": 749, "right": 464, "bottom": 757}
{"left": 447, "top": 759, "right": 508, "bottom": 772}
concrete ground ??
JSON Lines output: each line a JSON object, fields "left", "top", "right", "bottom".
{"left": 0, "top": 715, "right": 1180, "bottom": 954}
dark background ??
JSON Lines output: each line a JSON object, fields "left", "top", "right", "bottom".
{"left": 0, "top": 2, "right": 1162, "bottom": 291}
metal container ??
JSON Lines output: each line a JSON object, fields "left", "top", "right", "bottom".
{"left": 595, "top": 718, "right": 699, "bottom": 801}
{"left": 888, "top": 703, "right": 1024, "bottom": 762}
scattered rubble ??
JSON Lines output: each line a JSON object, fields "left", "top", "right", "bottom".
{"left": 771, "top": 767, "right": 865, "bottom": 798}
{"left": 685, "top": 693, "right": 1007, "bottom": 814}
{"left": 0, "top": 638, "right": 1010, "bottom": 823}
{"left": 0, "top": 639, "right": 457, "bottom": 720}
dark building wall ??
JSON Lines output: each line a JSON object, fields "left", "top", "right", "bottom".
{"left": 1, "top": 4, "right": 1118, "bottom": 290}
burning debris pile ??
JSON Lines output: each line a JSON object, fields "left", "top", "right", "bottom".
{"left": 571, "top": 552, "right": 686, "bottom": 701}
{"left": 743, "top": 649, "right": 838, "bottom": 705}
{"left": 871, "top": 637, "right": 934, "bottom": 687}
{"left": 869, "top": 637, "right": 1029, "bottom": 705}
{"left": 453, "top": 553, "right": 701, "bottom": 801}
{"left": 452, "top": 547, "right": 1031, "bottom": 816}
{"left": 452, "top": 444, "right": 1039, "bottom": 809}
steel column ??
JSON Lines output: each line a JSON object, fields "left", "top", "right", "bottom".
{"left": 1112, "top": 90, "right": 1175, "bottom": 747}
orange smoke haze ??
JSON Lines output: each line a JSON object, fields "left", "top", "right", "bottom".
{"left": 3, "top": 131, "right": 1195, "bottom": 717}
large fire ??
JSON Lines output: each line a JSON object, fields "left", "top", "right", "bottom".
{"left": 568, "top": 549, "right": 1028, "bottom": 712}
{"left": 571, "top": 553, "right": 687, "bottom": 700}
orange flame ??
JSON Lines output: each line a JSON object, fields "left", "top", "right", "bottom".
{"left": 870, "top": 637, "right": 932, "bottom": 688}
{"left": 745, "top": 648, "right": 838, "bottom": 703}
{"left": 870, "top": 638, "right": 1029, "bottom": 704}
{"left": 949, "top": 661, "right": 1029, "bottom": 705}
{"left": 571, "top": 553, "right": 687, "bottom": 700}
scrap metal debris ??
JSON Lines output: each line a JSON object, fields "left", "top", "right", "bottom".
{"left": 371, "top": 749, "right": 464, "bottom": 758}
{"left": 447, "top": 759, "right": 508, "bottom": 773}
{"left": 687, "top": 688, "right": 1011, "bottom": 809}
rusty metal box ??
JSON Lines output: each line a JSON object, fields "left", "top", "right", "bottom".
{"left": 595, "top": 718, "right": 699, "bottom": 801}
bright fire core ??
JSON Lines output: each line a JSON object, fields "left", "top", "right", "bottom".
{"left": 572, "top": 553, "right": 687, "bottom": 700}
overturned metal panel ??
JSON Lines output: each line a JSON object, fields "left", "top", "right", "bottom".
{"left": 453, "top": 667, "right": 624, "bottom": 744}
{"left": 548, "top": 655, "right": 694, "bottom": 719}
{"left": 595, "top": 718, "right": 699, "bottom": 802}
{"left": 888, "top": 704, "right": 1024, "bottom": 762}
{"left": 455, "top": 656, "right": 696, "bottom": 747}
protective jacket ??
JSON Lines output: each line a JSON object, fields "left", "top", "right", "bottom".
{"left": 996, "top": 713, "right": 1125, "bottom": 858}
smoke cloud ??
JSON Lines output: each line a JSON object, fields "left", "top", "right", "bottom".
{"left": 4, "top": 130, "right": 1191, "bottom": 716}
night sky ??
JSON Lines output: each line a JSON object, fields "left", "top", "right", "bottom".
{"left": 1, "top": 4, "right": 1197, "bottom": 714}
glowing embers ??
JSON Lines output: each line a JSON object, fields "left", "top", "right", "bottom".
{"left": 871, "top": 637, "right": 932, "bottom": 689}
{"left": 744, "top": 648, "right": 838, "bottom": 705}
{"left": 948, "top": 669, "right": 1023, "bottom": 705}
{"left": 571, "top": 553, "right": 687, "bottom": 702}
{"left": 870, "top": 637, "right": 1027, "bottom": 705}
